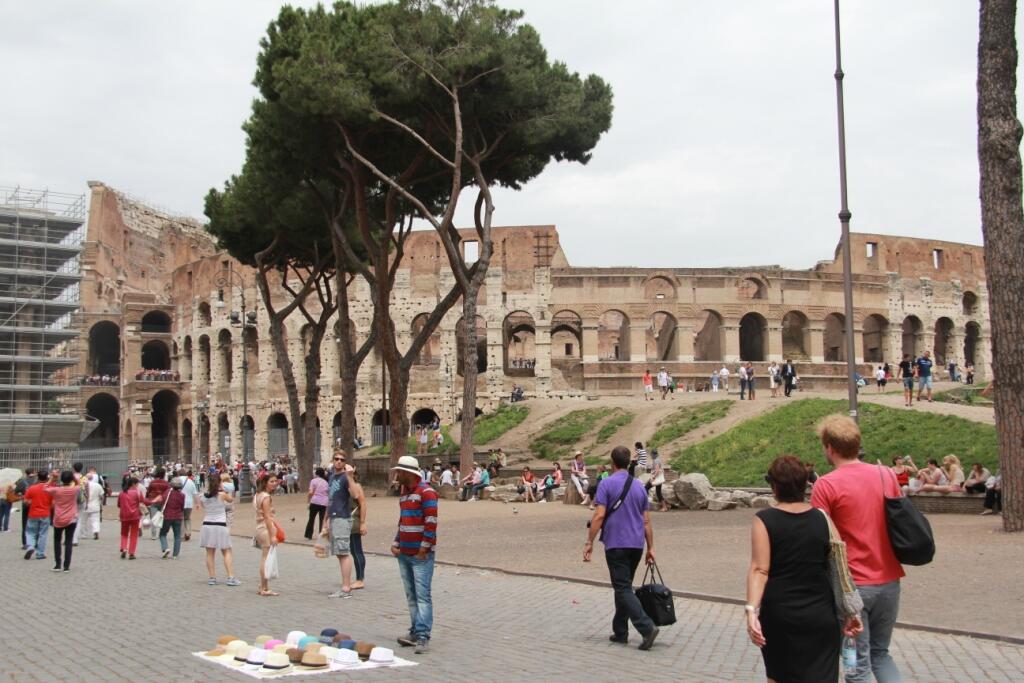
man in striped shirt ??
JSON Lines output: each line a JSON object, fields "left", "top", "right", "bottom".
{"left": 390, "top": 455, "right": 438, "bottom": 655}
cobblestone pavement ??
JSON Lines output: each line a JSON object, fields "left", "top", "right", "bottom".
{"left": 3, "top": 529, "right": 1024, "bottom": 682}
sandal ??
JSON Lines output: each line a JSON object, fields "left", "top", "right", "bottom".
{"left": 351, "top": 581, "right": 364, "bottom": 590}
{"left": 259, "top": 590, "right": 279, "bottom": 596}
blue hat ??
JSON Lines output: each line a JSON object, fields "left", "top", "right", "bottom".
{"left": 298, "top": 636, "right": 318, "bottom": 650}
{"left": 337, "top": 639, "right": 356, "bottom": 650}
{"left": 319, "top": 628, "right": 339, "bottom": 644}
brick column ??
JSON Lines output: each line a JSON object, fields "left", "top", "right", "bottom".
{"left": 534, "top": 321, "right": 552, "bottom": 394}
{"left": 808, "top": 325, "right": 825, "bottom": 363}
{"left": 723, "top": 323, "right": 740, "bottom": 363}
{"left": 766, "top": 323, "right": 783, "bottom": 362}
{"left": 675, "top": 322, "right": 694, "bottom": 362}
{"left": 582, "top": 321, "right": 599, "bottom": 364}
{"left": 629, "top": 323, "right": 647, "bottom": 362}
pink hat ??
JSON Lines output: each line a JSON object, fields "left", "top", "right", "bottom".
{"left": 264, "top": 639, "right": 285, "bottom": 650}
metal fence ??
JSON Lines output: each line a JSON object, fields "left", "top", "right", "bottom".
{"left": 0, "top": 446, "right": 128, "bottom": 482}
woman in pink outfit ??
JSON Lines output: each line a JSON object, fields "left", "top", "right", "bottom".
{"left": 45, "top": 470, "right": 83, "bottom": 572}
{"left": 118, "top": 476, "right": 145, "bottom": 560}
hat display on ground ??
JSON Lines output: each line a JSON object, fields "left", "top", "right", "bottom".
{"left": 244, "top": 648, "right": 268, "bottom": 671}
{"left": 337, "top": 639, "right": 356, "bottom": 650}
{"left": 297, "top": 636, "right": 318, "bottom": 650}
{"left": 285, "top": 648, "right": 305, "bottom": 665}
{"left": 254, "top": 635, "right": 273, "bottom": 647}
{"left": 271, "top": 643, "right": 290, "bottom": 654}
{"left": 331, "top": 647, "right": 360, "bottom": 668}
{"left": 298, "top": 652, "right": 329, "bottom": 669}
{"left": 217, "top": 635, "right": 239, "bottom": 646}
{"left": 318, "top": 646, "right": 339, "bottom": 660}
{"left": 264, "top": 639, "right": 284, "bottom": 650}
{"left": 331, "top": 633, "right": 353, "bottom": 645}
{"left": 319, "top": 628, "right": 339, "bottom": 641}
{"left": 231, "top": 645, "right": 254, "bottom": 667}
{"left": 259, "top": 651, "right": 292, "bottom": 677}
{"left": 285, "top": 631, "right": 306, "bottom": 647}
{"left": 305, "top": 643, "right": 324, "bottom": 654}
{"left": 369, "top": 647, "right": 395, "bottom": 664}
{"left": 203, "top": 646, "right": 226, "bottom": 658}
{"left": 217, "top": 640, "right": 248, "bottom": 664}
{"left": 355, "top": 641, "right": 376, "bottom": 660}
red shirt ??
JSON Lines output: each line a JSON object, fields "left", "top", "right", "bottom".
{"left": 394, "top": 482, "right": 438, "bottom": 555}
{"left": 45, "top": 486, "right": 80, "bottom": 528}
{"left": 24, "top": 482, "right": 53, "bottom": 519}
{"left": 811, "top": 460, "right": 905, "bottom": 586}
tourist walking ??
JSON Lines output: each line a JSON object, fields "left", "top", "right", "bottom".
{"left": 15, "top": 468, "right": 36, "bottom": 549}
{"left": 738, "top": 363, "right": 749, "bottom": 400}
{"left": 811, "top": 415, "right": 905, "bottom": 682}
{"left": 118, "top": 476, "right": 145, "bottom": 560}
{"left": 746, "top": 455, "right": 862, "bottom": 682}
{"left": 46, "top": 471, "right": 82, "bottom": 571}
{"left": 84, "top": 473, "right": 103, "bottom": 539}
{"left": 71, "top": 462, "right": 87, "bottom": 546}
{"left": 144, "top": 468, "right": 170, "bottom": 541}
{"left": 720, "top": 365, "right": 730, "bottom": 392}
{"left": 657, "top": 367, "right": 670, "bottom": 399}
{"left": 390, "top": 455, "right": 438, "bottom": 655}
{"left": 304, "top": 467, "right": 328, "bottom": 540}
{"left": 327, "top": 449, "right": 359, "bottom": 599}
{"left": 583, "top": 446, "right": 659, "bottom": 651}
{"left": 645, "top": 449, "right": 669, "bottom": 512}
{"left": 782, "top": 359, "right": 796, "bottom": 397}
{"left": 158, "top": 477, "right": 186, "bottom": 559}
{"left": 0, "top": 479, "right": 13, "bottom": 532}
{"left": 641, "top": 369, "right": 654, "bottom": 401}
{"left": 915, "top": 350, "right": 934, "bottom": 403}
{"left": 746, "top": 362, "right": 756, "bottom": 400}
{"left": 253, "top": 473, "right": 281, "bottom": 596}
{"left": 179, "top": 470, "right": 198, "bottom": 541}
{"left": 197, "top": 475, "right": 240, "bottom": 586}
{"left": 23, "top": 471, "right": 52, "bottom": 561}
{"left": 898, "top": 354, "right": 915, "bottom": 407}
{"left": 711, "top": 369, "right": 720, "bottom": 392}
{"left": 348, "top": 466, "right": 368, "bottom": 590}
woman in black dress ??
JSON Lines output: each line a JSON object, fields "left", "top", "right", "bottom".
{"left": 745, "top": 455, "right": 862, "bottom": 682}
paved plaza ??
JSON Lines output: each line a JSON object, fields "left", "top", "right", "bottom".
{"left": 3, "top": 519, "right": 1024, "bottom": 683}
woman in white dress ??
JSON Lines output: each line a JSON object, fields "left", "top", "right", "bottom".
{"left": 85, "top": 473, "right": 104, "bottom": 539}
{"left": 197, "top": 476, "right": 240, "bottom": 586}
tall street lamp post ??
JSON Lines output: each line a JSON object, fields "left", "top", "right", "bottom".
{"left": 215, "top": 268, "right": 257, "bottom": 465}
{"left": 833, "top": 0, "right": 860, "bottom": 422}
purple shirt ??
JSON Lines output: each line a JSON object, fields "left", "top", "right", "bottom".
{"left": 595, "top": 470, "right": 649, "bottom": 549}
{"left": 308, "top": 477, "right": 329, "bottom": 507}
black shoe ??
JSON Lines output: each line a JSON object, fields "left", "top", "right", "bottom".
{"left": 414, "top": 638, "right": 430, "bottom": 654}
{"left": 609, "top": 634, "right": 628, "bottom": 644}
{"left": 120, "top": 550, "right": 126, "bottom": 559}
{"left": 23, "top": 549, "right": 34, "bottom": 560}
{"left": 639, "top": 626, "right": 660, "bottom": 651}
{"left": 397, "top": 635, "right": 417, "bottom": 647}
{"left": 128, "top": 554, "right": 136, "bottom": 560}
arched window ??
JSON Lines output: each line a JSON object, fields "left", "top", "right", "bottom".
{"left": 862, "top": 314, "right": 890, "bottom": 363}
{"left": 694, "top": 310, "right": 723, "bottom": 362}
{"left": 141, "top": 340, "right": 171, "bottom": 371}
{"left": 598, "top": 310, "right": 630, "bottom": 360}
{"left": 901, "top": 316, "right": 923, "bottom": 358}
{"left": 141, "top": 310, "right": 171, "bottom": 333}
{"left": 823, "top": 313, "right": 846, "bottom": 362}
{"left": 647, "top": 312, "right": 678, "bottom": 361}
{"left": 197, "top": 302, "right": 212, "bottom": 327}
{"left": 150, "top": 390, "right": 180, "bottom": 463}
{"left": 218, "top": 329, "right": 233, "bottom": 384}
{"left": 88, "top": 321, "right": 120, "bottom": 376}
{"left": 739, "top": 312, "right": 767, "bottom": 362}
{"left": 267, "top": 413, "right": 289, "bottom": 456}
{"left": 503, "top": 311, "right": 536, "bottom": 376}
{"left": 781, "top": 311, "right": 809, "bottom": 359}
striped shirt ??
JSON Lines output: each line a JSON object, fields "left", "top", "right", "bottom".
{"left": 394, "top": 481, "right": 438, "bottom": 555}
{"left": 635, "top": 448, "right": 648, "bottom": 468}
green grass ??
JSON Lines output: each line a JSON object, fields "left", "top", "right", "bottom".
{"left": 648, "top": 400, "right": 732, "bottom": 449}
{"left": 933, "top": 383, "right": 993, "bottom": 408}
{"left": 370, "top": 424, "right": 458, "bottom": 457}
{"left": 595, "top": 410, "right": 635, "bottom": 445}
{"left": 530, "top": 408, "right": 616, "bottom": 461}
{"left": 671, "top": 398, "right": 998, "bottom": 487}
{"left": 472, "top": 404, "right": 530, "bottom": 445}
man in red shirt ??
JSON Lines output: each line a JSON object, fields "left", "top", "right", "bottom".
{"left": 811, "top": 415, "right": 904, "bottom": 683}
{"left": 22, "top": 471, "right": 53, "bottom": 560}
{"left": 390, "top": 455, "right": 437, "bottom": 655}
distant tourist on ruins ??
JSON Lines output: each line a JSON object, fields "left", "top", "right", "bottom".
{"left": 642, "top": 370, "right": 654, "bottom": 401}
{"left": 630, "top": 442, "right": 648, "bottom": 477}
{"left": 719, "top": 365, "right": 730, "bottom": 393}
{"left": 583, "top": 445, "right": 659, "bottom": 651}
{"left": 781, "top": 359, "right": 796, "bottom": 398}
{"left": 898, "top": 353, "right": 916, "bottom": 407}
{"left": 518, "top": 466, "right": 538, "bottom": 502}
{"left": 711, "top": 369, "right": 720, "bottom": 392}
{"left": 811, "top": 415, "right": 904, "bottom": 681}
{"left": 657, "top": 367, "right": 670, "bottom": 399}
{"left": 645, "top": 449, "right": 669, "bottom": 513}
{"left": 746, "top": 362, "right": 756, "bottom": 400}
{"left": 537, "top": 463, "right": 562, "bottom": 502}
{"left": 964, "top": 462, "right": 992, "bottom": 494}
{"left": 390, "top": 455, "right": 437, "bottom": 655}
{"left": 768, "top": 361, "right": 780, "bottom": 398}
{"left": 737, "top": 363, "right": 749, "bottom": 400}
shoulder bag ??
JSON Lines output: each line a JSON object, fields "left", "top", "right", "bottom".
{"left": 878, "top": 466, "right": 935, "bottom": 565}
{"left": 635, "top": 561, "right": 677, "bottom": 626}
{"left": 818, "top": 509, "right": 864, "bottom": 619}
{"left": 150, "top": 491, "right": 170, "bottom": 530}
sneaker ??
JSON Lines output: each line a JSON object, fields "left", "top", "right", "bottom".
{"left": 414, "top": 638, "right": 430, "bottom": 654}
{"left": 63, "top": 568, "right": 70, "bottom": 573}
{"left": 208, "top": 578, "right": 218, "bottom": 586}
{"left": 162, "top": 549, "right": 171, "bottom": 559}
{"left": 128, "top": 555, "right": 136, "bottom": 560}
{"left": 538, "top": 499, "right": 546, "bottom": 504}
{"left": 51, "top": 566, "right": 62, "bottom": 572}
{"left": 23, "top": 549, "right": 34, "bottom": 560}
{"left": 397, "top": 635, "right": 417, "bottom": 647}
{"left": 328, "top": 590, "right": 352, "bottom": 599}
{"left": 36, "top": 554, "right": 46, "bottom": 560}
{"left": 225, "top": 577, "right": 241, "bottom": 587}
{"left": 609, "top": 634, "right": 628, "bottom": 644}
{"left": 980, "top": 509, "right": 994, "bottom": 515}
{"left": 120, "top": 550, "right": 126, "bottom": 559}
{"left": 639, "top": 626, "right": 660, "bottom": 651}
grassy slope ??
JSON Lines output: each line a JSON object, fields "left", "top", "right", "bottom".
{"left": 594, "top": 409, "right": 635, "bottom": 445}
{"left": 647, "top": 400, "right": 732, "bottom": 450}
{"left": 529, "top": 407, "right": 616, "bottom": 461}
{"left": 473, "top": 404, "right": 530, "bottom": 445}
{"left": 672, "top": 398, "right": 998, "bottom": 487}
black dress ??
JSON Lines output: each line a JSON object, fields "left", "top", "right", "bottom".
{"left": 756, "top": 507, "right": 840, "bottom": 683}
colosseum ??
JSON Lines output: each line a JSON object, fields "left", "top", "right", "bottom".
{"left": 74, "top": 181, "right": 991, "bottom": 464}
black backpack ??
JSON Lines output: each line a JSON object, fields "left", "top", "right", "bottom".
{"left": 879, "top": 466, "right": 935, "bottom": 566}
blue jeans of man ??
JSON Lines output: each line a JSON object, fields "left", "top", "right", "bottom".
{"left": 0, "top": 499, "right": 11, "bottom": 531}
{"left": 605, "top": 547, "right": 655, "bottom": 640}
{"left": 396, "top": 552, "right": 435, "bottom": 641}
{"left": 846, "top": 580, "right": 902, "bottom": 683}
{"left": 26, "top": 517, "right": 50, "bottom": 557}
{"left": 159, "top": 519, "right": 182, "bottom": 557}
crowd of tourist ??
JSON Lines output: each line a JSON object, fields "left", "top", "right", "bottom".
{"left": 134, "top": 369, "right": 180, "bottom": 381}
{"left": 77, "top": 374, "right": 119, "bottom": 386}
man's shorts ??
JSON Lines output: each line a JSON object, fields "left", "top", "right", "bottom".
{"left": 903, "top": 377, "right": 914, "bottom": 390}
{"left": 644, "top": 384, "right": 654, "bottom": 393}
{"left": 918, "top": 375, "right": 933, "bottom": 390}
{"left": 328, "top": 517, "right": 352, "bottom": 556}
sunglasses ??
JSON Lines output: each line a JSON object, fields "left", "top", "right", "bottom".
{"left": 333, "top": 457, "right": 346, "bottom": 462}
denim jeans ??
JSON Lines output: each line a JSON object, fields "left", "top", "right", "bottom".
{"left": 26, "top": 517, "right": 50, "bottom": 556}
{"left": 0, "top": 499, "right": 10, "bottom": 531}
{"left": 396, "top": 552, "right": 435, "bottom": 640}
{"left": 53, "top": 522, "right": 76, "bottom": 570}
{"left": 846, "top": 580, "right": 902, "bottom": 683}
{"left": 159, "top": 519, "right": 183, "bottom": 557}
{"left": 605, "top": 547, "right": 655, "bottom": 639}
{"left": 350, "top": 533, "right": 366, "bottom": 581}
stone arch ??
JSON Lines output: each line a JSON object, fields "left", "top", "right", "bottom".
{"left": 902, "top": 316, "right": 923, "bottom": 358}
{"left": 643, "top": 275, "right": 676, "bottom": 301}
{"left": 739, "top": 312, "right": 767, "bottom": 362}
{"left": 962, "top": 291, "right": 979, "bottom": 317}
{"left": 694, "top": 309, "right": 723, "bottom": 362}
{"left": 411, "top": 407, "right": 439, "bottom": 427}
{"left": 598, "top": 310, "right": 630, "bottom": 360}
{"left": 456, "top": 315, "right": 487, "bottom": 376}
{"left": 84, "top": 392, "right": 119, "bottom": 448}
{"left": 646, "top": 311, "right": 678, "bottom": 361}
{"left": 88, "top": 321, "right": 120, "bottom": 376}
{"left": 862, "top": 314, "right": 890, "bottom": 363}
{"left": 267, "top": 412, "right": 289, "bottom": 456}
{"left": 140, "top": 310, "right": 171, "bottom": 333}
{"left": 823, "top": 313, "right": 846, "bottom": 362}
{"left": 411, "top": 313, "right": 441, "bottom": 366}
{"left": 240, "top": 415, "right": 255, "bottom": 461}
{"left": 141, "top": 339, "right": 171, "bottom": 371}
{"left": 738, "top": 277, "right": 767, "bottom": 300}
{"left": 216, "top": 411, "right": 231, "bottom": 459}
{"left": 964, "top": 322, "right": 981, "bottom": 366}
{"left": 218, "top": 329, "right": 233, "bottom": 384}
{"left": 781, "top": 311, "right": 809, "bottom": 359}
{"left": 198, "top": 335, "right": 211, "bottom": 383}
{"left": 182, "top": 336, "right": 193, "bottom": 381}
{"left": 197, "top": 301, "right": 212, "bottom": 327}
{"left": 332, "top": 411, "right": 343, "bottom": 446}
{"left": 934, "top": 317, "right": 955, "bottom": 365}
{"left": 504, "top": 311, "right": 536, "bottom": 375}
{"left": 551, "top": 310, "right": 583, "bottom": 359}
{"left": 181, "top": 418, "right": 193, "bottom": 460}
{"left": 150, "top": 389, "right": 180, "bottom": 462}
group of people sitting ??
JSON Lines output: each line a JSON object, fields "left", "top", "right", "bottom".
{"left": 135, "top": 369, "right": 179, "bottom": 382}
{"left": 78, "top": 374, "right": 120, "bottom": 386}
{"left": 885, "top": 454, "right": 1002, "bottom": 513}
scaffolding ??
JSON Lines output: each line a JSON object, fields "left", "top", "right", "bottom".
{"left": 0, "top": 185, "right": 95, "bottom": 449}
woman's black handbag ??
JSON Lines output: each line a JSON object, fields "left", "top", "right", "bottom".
{"left": 879, "top": 466, "right": 935, "bottom": 566}
{"left": 635, "top": 561, "right": 676, "bottom": 626}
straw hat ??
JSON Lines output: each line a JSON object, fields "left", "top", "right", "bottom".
{"left": 390, "top": 455, "right": 421, "bottom": 477}
{"left": 355, "top": 641, "right": 376, "bottom": 660}
{"left": 264, "top": 639, "right": 284, "bottom": 650}
{"left": 215, "top": 640, "right": 247, "bottom": 664}
{"left": 331, "top": 633, "right": 353, "bottom": 645}
{"left": 254, "top": 635, "right": 274, "bottom": 647}
{"left": 258, "top": 651, "right": 292, "bottom": 677}
{"left": 285, "top": 648, "right": 305, "bottom": 665}
{"left": 231, "top": 645, "right": 254, "bottom": 667}
{"left": 305, "top": 643, "right": 324, "bottom": 654}
{"left": 299, "top": 652, "right": 329, "bottom": 669}
{"left": 244, "top": 648, "right": 268, "bottom": 671}
{"left": 216, "top": 634, "right": 240, "bottom": 646}
{"left": 203, "top": 646, "right": 226, "bottom": 658}
{"left": 318, "top": 646, "right": 340, "bottom": 661}
{"left": 271, "top": 644, "right": 290, "bottom": 654}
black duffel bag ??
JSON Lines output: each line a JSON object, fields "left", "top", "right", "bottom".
{"left": 635, "top": 561, "right": 676, "bottom": 626}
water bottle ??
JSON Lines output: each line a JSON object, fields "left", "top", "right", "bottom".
{"left": 842, "top": 636, "right": 858, "bottom": 669}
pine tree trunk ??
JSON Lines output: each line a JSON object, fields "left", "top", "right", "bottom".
{"left": 459, "top": 292, "right": 480, "bottom": 475}
{"left": 978, "top": 0, "right": 1024, "bottom": 532}
{"left": 336, "top": 280, "right": 359, "bottom": 455}
{"left": 300, "top": 324, "right": 326, "bottom": 489}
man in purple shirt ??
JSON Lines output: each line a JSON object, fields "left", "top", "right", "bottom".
{"left": 584, "top": 445, "right": 658, "bottom": 651}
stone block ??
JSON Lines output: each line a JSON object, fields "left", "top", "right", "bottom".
{"left": 750, "top": 495, "right": 775, "bottom": 509}
{"left": 707, "top": 499, "right": 738, "bottom": 511}
{"left": 672, "top": 473, "right": 714, "bottom": 510}
{"left": 730, "top": 490, "right": 756, "bottom": 507}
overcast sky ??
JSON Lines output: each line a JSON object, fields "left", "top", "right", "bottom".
{"left": 2, "top": 1, "right": 1016, "bottom": 269}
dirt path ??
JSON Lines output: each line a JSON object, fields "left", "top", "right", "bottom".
{"left": 858, "top": 390, "right": 995, "bottom": 424}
